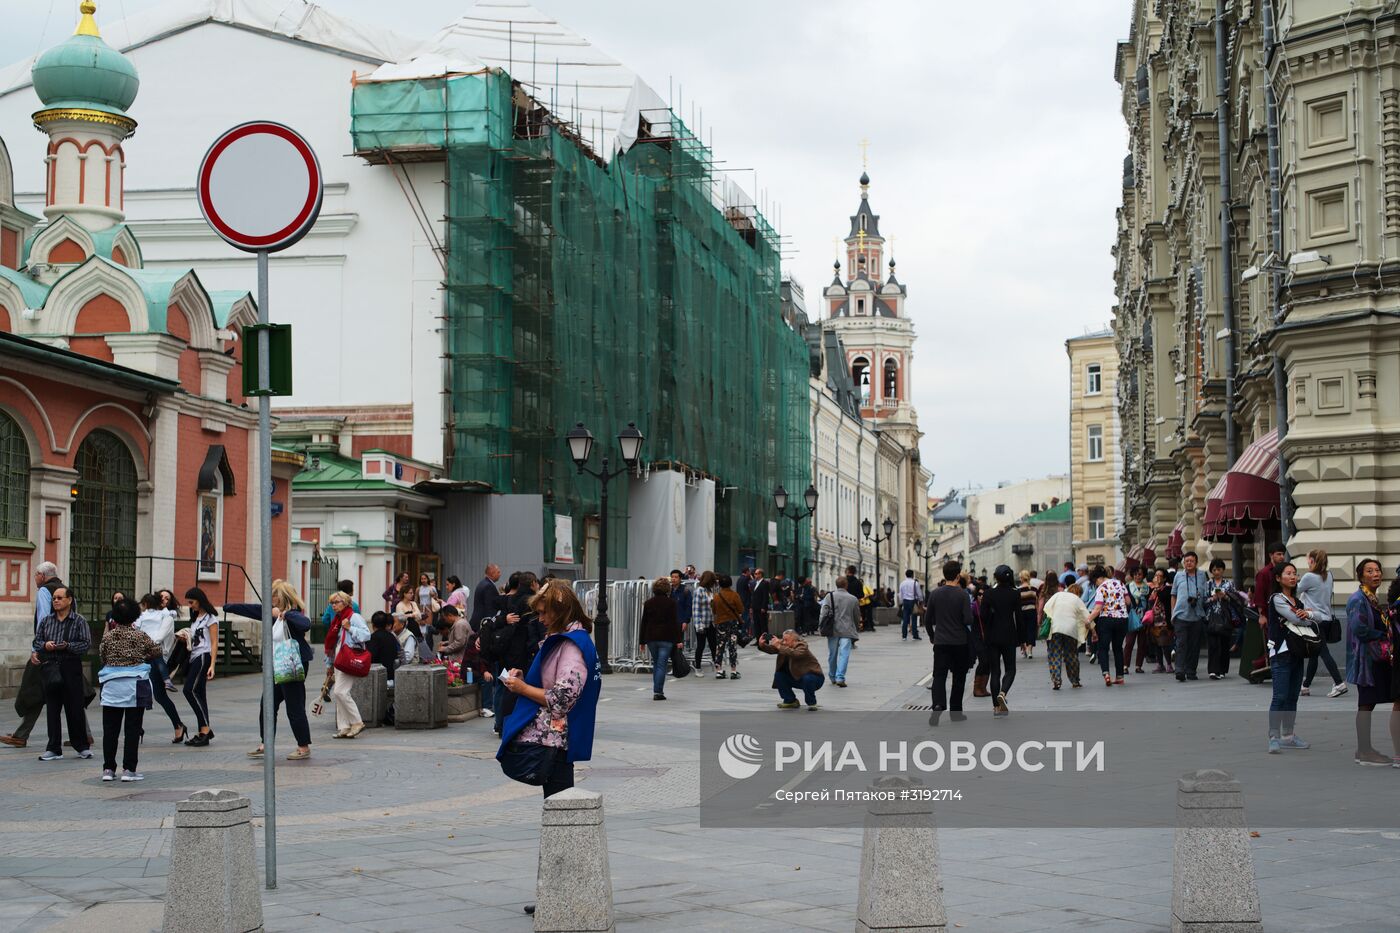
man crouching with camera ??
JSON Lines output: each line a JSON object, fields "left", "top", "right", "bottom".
{"left": 756, "top": 629, "right": 825, "bottom": 711}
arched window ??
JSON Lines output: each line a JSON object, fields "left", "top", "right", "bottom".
{"left": 851, "top": 357, "right": 870, "bottom": 403}
{"left": 0, "top": 411, "right": 30, "bottom": 539}
{"left": 883, "top": 358, "right": 899, "bottom": 400}
{"left": 70, "top": 430, "right": 137, "bottom": 621}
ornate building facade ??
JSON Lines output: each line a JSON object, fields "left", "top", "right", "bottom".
{"left": 0, "top": 3, "right": 296, "bottom": 692}
{"left": 1066, "top": 329, "right": 1123, "bottom": 568}
{"left": 1114, "top": 0, "right": 1400, "bottom": 589}
{"left": 810, "top": 172, "right": 929, "bottom": 591}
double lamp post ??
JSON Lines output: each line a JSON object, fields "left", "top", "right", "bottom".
{"left": 773, "top": 483, "right": 818, "bottom": 580}
{"left": 566, "top": 420, "right": 644, "bottom": 675}
{"left": 862, "top": 515, "right": 895, "bottom": 600}
{"left": 912, "top": 536, "right": 933, "bottom": 593}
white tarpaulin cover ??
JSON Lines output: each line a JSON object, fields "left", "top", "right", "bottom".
{"left": 395, "top": 0, "right": 669, "bottom": 159}
{"left": 0, "top": 0, "right": 419, "bottom": 97}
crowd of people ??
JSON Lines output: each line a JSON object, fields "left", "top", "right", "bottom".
{"left": 920, "top": 546, "right": 1400, "bottom": 760}
{"left": 6, "top": 544, "right": 1398, "bottom": 789}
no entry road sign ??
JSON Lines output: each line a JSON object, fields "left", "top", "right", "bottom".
{"left": 197, "top": 121, "right": 323, "bottom": 252}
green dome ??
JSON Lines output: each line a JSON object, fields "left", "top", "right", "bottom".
{"left": 32, "top": 30, "right": 139, "bottom": 116}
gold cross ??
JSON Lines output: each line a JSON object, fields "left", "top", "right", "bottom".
{"left": 859, "top": 138, "right": 870, "bottom": 170}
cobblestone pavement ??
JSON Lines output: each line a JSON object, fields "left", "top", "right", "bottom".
{"left": 1, "top": 630, "right": 1397, "bottom": 932}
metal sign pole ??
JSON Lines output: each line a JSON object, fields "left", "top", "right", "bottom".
{"left": 257, "top": 249, "right": 277, "bottom": 889}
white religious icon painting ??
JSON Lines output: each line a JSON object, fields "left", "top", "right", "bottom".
{"left": 198, "top": 492, "right": 221, "bottom": 577}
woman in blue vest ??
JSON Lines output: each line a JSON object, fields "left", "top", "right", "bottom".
{"left": 498, "top": 580, "right": 602, "bottom": 798}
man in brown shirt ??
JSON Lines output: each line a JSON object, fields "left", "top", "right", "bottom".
{"left": 757, "top": 629, "right": 825, "bottom": 710}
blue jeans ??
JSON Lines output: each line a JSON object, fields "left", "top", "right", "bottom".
{"left": 648, "top": 641, "right": 673, "bottom": 695}
{"left": 775, "top": 669, "right": 824, "bottom": 705}
{"left": 827, "top": 636, "right": 852, "bottom": 683}
{"left": 901, "top": 600, "right": 920, "bottom": 638}
{"left": 1268, "top": 653, "right": 1306, "bottom": 738}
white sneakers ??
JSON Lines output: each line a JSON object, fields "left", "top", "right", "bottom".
{"left": 1328, "top": 683, "right": 1349, "bottom": 698}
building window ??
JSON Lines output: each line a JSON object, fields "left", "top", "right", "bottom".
{"left": 198, "top": 474, "right": 223, "bottom": 580}
{"left": 1086, "top": 363, "right": 1102, "bottom": 395}
{"left": 883, "top": 359, "right": 898, "bottom": 400}
{"left": 1088, "top": 506, "right": 1105, "bottom": 540}
{"left": 852, "top": 356, "right": 870, "bottom": 403}
{"left": 1087, "top": 424, "right": 1104, "bottom": 462}
{"left": 856, "top": 298, "right": 865, "bottom": 315}
{"left": 0, "top": 411, "right": 30, "bottom": 540}
{"left": 994, "top": 504, "right": 1005, "bottom": 515}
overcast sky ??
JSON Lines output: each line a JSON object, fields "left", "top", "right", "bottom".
{"left": 0, "top": 0, "right": 1127, "bottom": 497}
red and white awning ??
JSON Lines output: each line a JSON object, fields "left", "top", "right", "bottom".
{"left": 1203, "top": 429, "right": 1282, "bottom": 540}
{"left": 1165, "top": 520, "right": 1187, "bottom": 559}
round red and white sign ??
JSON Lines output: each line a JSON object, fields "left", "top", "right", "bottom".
{"left": 197, "top": 121, "right": 323, "bottom": 253}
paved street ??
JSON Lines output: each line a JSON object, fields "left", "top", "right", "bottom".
{"left": 2, "top": 630, "right": 1398, "bottom": 932}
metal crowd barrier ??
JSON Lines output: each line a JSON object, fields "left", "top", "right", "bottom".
{"left": 571, "top": 578, "right": 707, "bottom": 673}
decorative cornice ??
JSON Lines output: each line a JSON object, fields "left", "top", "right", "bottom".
{"left": 32, "top": 107, "right": 135, "bottom": 134}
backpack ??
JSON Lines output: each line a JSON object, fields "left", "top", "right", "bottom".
{"left": 818, "top": 595, "right": 835, "bottom": 638}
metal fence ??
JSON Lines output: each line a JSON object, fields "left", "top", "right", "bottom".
{"left": 571, "top": 578, "right": 701, "bottom": 672}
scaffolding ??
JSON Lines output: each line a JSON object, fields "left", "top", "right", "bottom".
{"left": 350, "top": 68, "right": 810, "bottom": 570}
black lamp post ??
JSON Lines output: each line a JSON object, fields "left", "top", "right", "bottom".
{"left": 862, "top": 516, "right": 896, "bottom": 603}
{"left": 968, "top": 558, "right": 977, "bottom": 579}
{"left": 567, "top": 420, "right": 644, "bottom": 675}
{"left": 773, "top": 483, "right": 818, "bottom": 583}
{"left": 913, "top": 537, "right": 933, "bottom": 593}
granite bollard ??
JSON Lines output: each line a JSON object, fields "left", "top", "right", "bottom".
{"left": 162, "top": 789, "right": 263, "bottom": 933}
{"left": 856, "top": 776, "right": 946, "bottom": 931}
{"left": 394, "top": 664, "right": 447, "bottom": 729}
{"left": 534, "top": 788, "right": 615, "bottom": 933}
{"left": 1171, "top": 769, "right": 1263, "bottom": 933}
{"left": 348, "top": 663, "right": 388, "bottom": 728}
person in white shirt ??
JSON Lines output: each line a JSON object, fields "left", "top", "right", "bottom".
{"left": 135, "top": 593, "right": 187, "bottom": 743}
{"left": 1298, "top": 548, "right": 1346, "bottom": 698}
{"left": 898, "top": 570, "right": 924, "bottom": 641}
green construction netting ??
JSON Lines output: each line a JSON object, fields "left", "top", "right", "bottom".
{"left": 351, "top": 70, "right": 811, "bottom": 573}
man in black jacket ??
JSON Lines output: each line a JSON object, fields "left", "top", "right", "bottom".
{"left": 470, "top": 564, "right": 502, "bottom": 631}
{"left": 924, "top": 562, "right": 973, "bottom": 715}
{"left": 1, "top": 563, "right": 68, "bottom": 749}
{"left": 750, "top": 570, "right": 772, "bottom": 640}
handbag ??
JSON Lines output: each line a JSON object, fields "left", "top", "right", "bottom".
{"left": 499, "top": 740, "right": 563, "bottom": 786}
{"left": 39, "top": 659, "right": 64, "bottom": 690}
{"left": 818, "top": 595, "right": 835, "bottom": 638}
{"left": 1037, "top": 616, "right": 1052, "bottom": 640}
{"left": 1206, "top": 601, "right": 1233, "bottom": 637}
{"left": 332, "top": 628, "right": 372, "bottom": 677}
{"left": 671, "top": 649, "right": 692, "bottom": 679}
{"left": 272, "top": 620, "right": 307, "bottom": 684}
{"left": 1322, "top": 618, "right": 1343, "bottom": 644}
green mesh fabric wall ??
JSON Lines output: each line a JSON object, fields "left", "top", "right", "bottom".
{"left": 352, "top": 70, "right": 811, "bottom": 572}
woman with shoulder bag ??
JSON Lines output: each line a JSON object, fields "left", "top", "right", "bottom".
{"left": 1266, "top": 563, "right": 1316, "bottom": 754}
{"left": 1345, "top": 558, "right": 1396, "bottom": 765}
{"left": 1148, "top": 570, "right": 1175, "bottom": 674}
{"left": 229, "top": 580, "right": 314, "bottom": 761}
{"left": 711, "top": 575, "right": 744, "bottom": 680}
{"left": 324, "top": 591, "right": 371, "bottom": 739}
{"left": 179, "top": 588, "right": 219, "bottom": 746}
{"left": 1298, "top": 549, "right": 1346, "bottom": 698}
{"left": 498, "top": 582, "right": 601, "bottom": 796}
{"left": 498, "top": 582, "right": 602, "bottom": 918}
{"left": 1205, "top": 559, "right": 1238, "bottom": 681}
{"left": 1123, "top": 566, "right": 1149, "bottom": 674}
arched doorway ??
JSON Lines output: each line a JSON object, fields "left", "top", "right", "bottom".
{"left": 70, "top": 429, "right": 138, "bottom": 623}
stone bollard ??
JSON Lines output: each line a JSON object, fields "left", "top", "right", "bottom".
{"left": 163, "top": 790, "right": 263, "bottom": 933}
{"left": 1171, "top": 769, "right": 1263, "bottom": 933}
{"left": 856, "top": 776, "right": 946, "bottom": 932}
{"left": 348, "top": 663, "right": 388, "bottom": 728}
{"left": 394, "top": 665, "right": 447, "bottom": 729}
{"left": 534, "top": 788, "right": 615, "bottom": 933}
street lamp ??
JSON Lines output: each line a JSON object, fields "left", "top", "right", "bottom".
{"left": 567, "top": 420, "right": 644, "bottom": 674}
{"left": 913, "top": 537, "right": 933, "bottom": 593}
{"left": 968, "top": 558, "right": 977, "bottom": 578}
{"left": 863, "top": 515, "right": 896, "bottom": 602}
{"left": 774, "top": 483, "right": 818, "bottom": 581}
